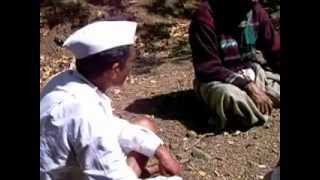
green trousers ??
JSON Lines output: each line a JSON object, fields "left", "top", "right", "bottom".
{"left": 194, "top": 63, "right": 280, "bottom": 130}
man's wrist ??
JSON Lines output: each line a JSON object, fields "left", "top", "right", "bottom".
{"left": 243, "top": 81, "right": 255, "bottom": 93}
{"left": 155, "top": 144, "right": 167, "bottom": 159}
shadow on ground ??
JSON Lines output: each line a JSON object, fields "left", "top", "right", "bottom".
{"left": 126, "top": 90, "right": 212, "bottom": 134}
{"left": 125, "top": 89, "right": 253, "bottom": 134}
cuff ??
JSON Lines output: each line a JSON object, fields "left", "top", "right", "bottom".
{"left": 226, "top": 73, "right": 252, "bottom": 89}
{"left": 119, "top": 124, "right": 164, "bottom": 157}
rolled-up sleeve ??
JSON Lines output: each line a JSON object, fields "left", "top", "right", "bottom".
{"left": 119, "top": 124, "right": 164, "bottom": 157}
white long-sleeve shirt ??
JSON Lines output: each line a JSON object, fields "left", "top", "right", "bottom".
{"left": 40, "top": 70, "right": 171, "bottom": 180}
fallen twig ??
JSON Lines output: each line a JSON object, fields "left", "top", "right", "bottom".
{"left": 184, "top": 132, "right": 215, "bottom": 151}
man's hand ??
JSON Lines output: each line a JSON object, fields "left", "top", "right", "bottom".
{"left": 154, "top": 145, "right": 182, "bottom": 176}
{"left": 244, "top": 82, "right": 273, "bottom": 115}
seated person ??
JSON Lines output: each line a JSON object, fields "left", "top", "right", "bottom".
{"left": 189, "top": 0, "right": 280, "bottom": 131}
{"left": 40, "top": 21, "right": 182, "bottom": 180}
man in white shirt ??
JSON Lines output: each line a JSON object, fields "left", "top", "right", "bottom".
{"left": 40, "top": 21, "right": 182, "bottom": 180}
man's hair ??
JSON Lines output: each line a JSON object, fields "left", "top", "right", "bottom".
{"left": 76, "top": 45, "right": 131, "bottom": 79}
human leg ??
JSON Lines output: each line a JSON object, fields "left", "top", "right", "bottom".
{"left": 126, "top": 117, "right": 161, "bottom": 177}
{"left": 196, "top": 80, "right": 268, "bottom": 130}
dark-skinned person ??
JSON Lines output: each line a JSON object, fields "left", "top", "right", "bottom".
{"left": 40, "top": 21, "right": 182, "bottom": 180}
{"left": 189, "top": 0, "right": 280, "bottom": 131}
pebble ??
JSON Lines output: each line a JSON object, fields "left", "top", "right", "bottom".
{"left": 191, "top": 147, "right": 212, "bottom": 160}
{"left": 176, "top": 153, "right": 187, "bottom": 160}
{"left": 264, "top": 123, "right": 272, "bottom": 129}
{"left": 170, "top": 143, "right": 179, "bottom": 150}
{"left": 54, "top": 35, "right": 65, "bottom": 46}
{"left": 113, "top": 89, "right": 121, "bottom": 95}
{"left": 186, "top": 130, "right": 197, "bottom": 138}
{"left": 258, "top": 164, "right": 267, "bottom": 169}
{"left": 257, "top": 175, "right": 264, "bottom": 179}
{"left": 198, "top": 170, "right": 207, "bottom": 177}
{"left": 232, "top": 130, "right": 241, "bottom": 136}
{"left": 129, "top": 78, "right": 135, "bottom": 84}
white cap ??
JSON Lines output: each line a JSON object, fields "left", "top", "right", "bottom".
{"left": 63, "top": 21, "right": 137, "bottom": 59}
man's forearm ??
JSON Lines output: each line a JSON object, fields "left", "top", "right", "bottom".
{"left": 154, "top": 145, "right": 182, "bottom": 175}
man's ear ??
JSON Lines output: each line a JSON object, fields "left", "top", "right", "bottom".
{"left": 102, "top": 62, "right": 121, "bottom": 80}
{"left": 111, "top": 62, "right": 121, "bottom": 74}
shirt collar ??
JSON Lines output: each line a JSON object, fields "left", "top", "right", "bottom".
{"left": 71, "top": 68, "right": 112, "bottom": 103}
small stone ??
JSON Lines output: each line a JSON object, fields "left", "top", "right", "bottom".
{"left": 176, "top": 153, "right": 184, "bottom": 160}
{"left": 97, "top": 10, "right": 103, "bottom": 17}
{"left": 233, "top": 130, "right": 241, "bottom": 136}
{"left": 170, "top": 143, "right": 179, "bottom": 150}
{"left": 113, "top": 89, "right": 121, "bottom": 95}
{"left": 150, "top": 80, "right": 156, "bottom": 84}
{"left": 257, "top": 175, "right": 264, "bottom": 179}
{"left": 54, "top": 35, "right": 65, "bottom": 46}
{"left": 152, "top": 41, "right": 162, "bottom": 48}
{"left": 195, "top": 143, "right": 204, "bottom": 149}
{"left": 247, "top": 160, "right": 255, "bottom": 167}
{"left": 183, "top": 137, "right": 188, "bottom": 141}
{"left": 272, "top": 148, "right": 278, "bottom": 154}
{"left": 245, "top": 143, "right": 254, "bottom": 149}
{"left": 129, "top": 78, "right": 135, "bottom": 84}
{"left": 191, "top": 147, "right": 211, "bottom": 160}
{"left": 186, "top": 130, "right": 197, "bottom": 138}
{"left": 227, "top": 140, "right": 235, "bottom": 145}
{"left": 249, "top": 127, "right": 257, "bottom": 133}
{"left": 264, "top": 123, "right": 272, "bottom": 129}
{"left": 176, "top": 153, "right": 189, "bottom": 161}
{"left": 257, "top": 164, "right": 267, "bottom": 169}
{"left": 198, "top": 170, "right": 207, "bottom": 177}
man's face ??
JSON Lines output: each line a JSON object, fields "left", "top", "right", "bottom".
{"left": 111, "top": 46, "right": 136, "bottom": 86}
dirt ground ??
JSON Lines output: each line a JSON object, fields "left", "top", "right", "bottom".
{"left": 40, "top": 0, "right": 280, "bottom": 179}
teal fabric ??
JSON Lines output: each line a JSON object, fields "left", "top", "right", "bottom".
{"left": 240, "top": 10, "right": 257, "bottom": 61}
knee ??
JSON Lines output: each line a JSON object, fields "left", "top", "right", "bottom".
{"left": 127, "top": 151, "right": 148, "bottom": 177}
{"left": 212, "top": 84, "right": 244, "bottom": 100}
{"left": 133, "top": 116, "right": 158, "bottom": 133}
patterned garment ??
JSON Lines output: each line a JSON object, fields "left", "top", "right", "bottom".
{"left": 189, "top": 0, "right": 280, "bottom": 89}
{"left": 194, "top": 62, "right": 280, "bottom": 130}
